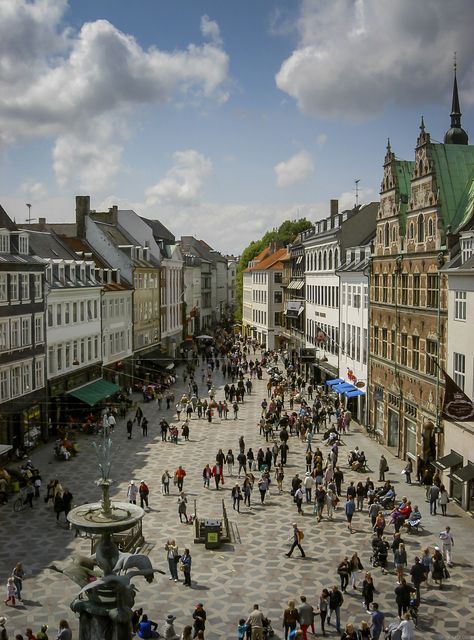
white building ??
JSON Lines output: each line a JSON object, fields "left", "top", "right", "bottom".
{"left": 242, "top": 245, "right": 287, "bottom": 349}
{"left": 338, "top": 242, "right": 372, "bottom": 424}
{"left": 442, "top": 224, "right": 474, "bottom": 511}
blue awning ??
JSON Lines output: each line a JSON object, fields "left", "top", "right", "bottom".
{"left": 326, "top": 378, "right": 343, "bottom": 386}
{"left": 333, "top": 382, "right": 358, "bottom": 394}
{"left": 346, "top": 389, "right": 365, "bottom": 398}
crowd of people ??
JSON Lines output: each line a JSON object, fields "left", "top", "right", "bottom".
{"left": 0, "top": 330, "right": 461, "bottom": 639}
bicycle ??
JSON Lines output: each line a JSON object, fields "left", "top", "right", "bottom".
{"left": 13, "top": 489, "right": 30, "bottom": 513}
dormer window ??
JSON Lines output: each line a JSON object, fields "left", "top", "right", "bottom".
{"left": 18, "top": 234, "right": 28, "bottom": 255}
{"left": 461, "top": 236, "right": 473, "bottom": 264}
{"left": 0, "top": 231, "right": 10, "bottom": 253}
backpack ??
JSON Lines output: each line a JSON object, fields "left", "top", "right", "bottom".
{"left": 298, "top": 530, "right": 304, "bottom": 541}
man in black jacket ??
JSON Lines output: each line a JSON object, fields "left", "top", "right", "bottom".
{"left": 410, "top": 556, "right": 426, "bottom": 604}
{"left": 327, "top": 585, "right": 343, "bottom": 633}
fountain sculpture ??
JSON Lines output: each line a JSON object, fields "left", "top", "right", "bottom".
{"left": 51, "top": 429, "right": 157, "bottom": 640}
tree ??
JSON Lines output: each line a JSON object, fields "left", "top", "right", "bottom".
{"left": 235, "top": 218, "right": 312, "bottom": 321}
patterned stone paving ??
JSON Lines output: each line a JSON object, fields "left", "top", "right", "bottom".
{"left": 1, "top": 358, "right": 473, "bottom": 638}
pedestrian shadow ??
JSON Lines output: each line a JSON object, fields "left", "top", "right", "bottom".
{"left": 190, "top": 583, "right": 210, "bottom": 591}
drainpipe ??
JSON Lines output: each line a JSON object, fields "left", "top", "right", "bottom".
{"left": 394, "top": 254, "right": 403, "bottom": 458}
{"left": 435, "top": 252, "right": 445, "bottom": 458}
{"left": 363, "top": 253, "right": 373, "bottom": 430}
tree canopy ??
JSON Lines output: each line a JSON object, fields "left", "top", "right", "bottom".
{"left": 235, "top": 218, "right": 312, "bottom": 321}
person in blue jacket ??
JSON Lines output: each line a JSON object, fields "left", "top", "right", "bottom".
{"left": 137, "top": 614, "right": 159, "bottom": 639}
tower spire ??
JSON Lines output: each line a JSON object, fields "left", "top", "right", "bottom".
{"left": 444, "top": 54, "right": 468, "bottom": 145}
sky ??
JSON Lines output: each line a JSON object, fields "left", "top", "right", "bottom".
{"left": 1, "top": 0, "right": 473, "bottom": 255}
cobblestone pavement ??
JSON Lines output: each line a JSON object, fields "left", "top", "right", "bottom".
{"left": 1, "top": 359, "right": 473, "bottom": 639}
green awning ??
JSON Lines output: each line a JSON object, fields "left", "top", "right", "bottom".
{"left": 67, "top": 379, "right": 120, "bottom": 406}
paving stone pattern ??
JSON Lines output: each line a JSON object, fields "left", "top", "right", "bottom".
{"left": 1, "top": 358, "right": 473, "bottom": 638}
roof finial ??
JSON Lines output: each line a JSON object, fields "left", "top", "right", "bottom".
{"left": 420, "top": 115, "right": 425, "bottom": 133}
{"left": 444, "top": 54, "right": 468, "bottom": 144}
{"left": 454, "top": 51, "right": 457, "bottom": 75}
{"left": 386, "top": 137, "right": 391, "bottom": 152}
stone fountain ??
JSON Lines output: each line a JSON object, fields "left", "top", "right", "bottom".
{"left": 51, "top": 429, "right": 156, "bottom": 640}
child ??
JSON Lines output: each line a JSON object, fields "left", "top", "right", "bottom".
{"left": 237, "top": 618, "right": 248, "bottom": 640}
{"left": 4, "top": 576, "right": 17, "bottom": 606}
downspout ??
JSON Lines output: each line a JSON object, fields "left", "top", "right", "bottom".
{"left": 363, "top": 252, "right": 372, "bottom": 431}
{"left": 435, "top": 252, "right": 445, "bottom": 458}
{"left": 394, "top": 254, "right": 402, "bottom": 457}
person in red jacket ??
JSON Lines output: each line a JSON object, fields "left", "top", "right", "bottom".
{"left": 139, "top": 481, "right": 149, "bottom": 510}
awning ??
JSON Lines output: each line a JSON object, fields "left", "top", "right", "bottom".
{"left": 450, "top": 463, "right": 474, "bottom": 483}
{"left": 333, "top": 383, "right": 357, "bottom": 394}
{"left": 0, "top": 444, "right": 12, "bottom": 457}
{"left": 346, "top": 389, "right": 365, "bottom": 398}
{"left": 434, "top": 451, "right": 463, "bottom": 471}
{"left": 67, "top": 379, "right": 120, "bottom": 406}
{"left": 287, "top": 280, "right": 304, "bottom": 290}
{"left": 326, "top": 378, "right": 343, "bottom": 386}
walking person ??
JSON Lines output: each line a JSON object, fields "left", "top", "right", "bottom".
{"left": 369, "top": 602, "right": 385, "bottom": 640}
{"left": 12, "top": 563, "right": 25, "bottom": 603}
{"left": 139, "top": 480, "right": 149, "bottom": 510}
{"left": 161, "top": 470, "right": 171, "bottom": 495}
{"left": 345, "top": 496, "right": 356, "bottom": 534}
{"left": 141, "top": 417, "right": 148, "bottom": 436}
{"left": 232, "top": 484, "right": 243, "bottom": 513}
{"left": 126, "top": 419, "right": 133, "bottom": 439}
{"left": 439, "top": 484, "right": 449, "bottom": 516}
{"left": 282, "top": 600, "right": 299, "bottom": 640}
{"left": 4, "top": 577, "right": 17, "bottom": 606}
{"left": 243, "top": 477, "right": 252, "bottom": 508}
{"left": 428, "top": 482, "right": 440, "bottom": 515}
{"left": 286, "top": 523, "right": 305, "bottom": 558}
{"left": 237, "top": 451, "right": 246, "bottom": 478}
{"left": 127, "top": 481, "right": 138, "bottom": 505}
{"left": 361, "top": 572, "right": 375, "bottom": 612}
{"left": 257, "top": 475, "right": 269, "bottom": 504}
{"left": 327, "top": 585, "right": 343, "bottom": 633}
{"left": 317, "top": 588, "right": 330, "bottom": 636}
{"left": 246, "top": 605, "right": 266, "bottom": 640}
{"left": 403, "top": 459, "right": 413, "bottom": 484}
{"left": 379, "top": 455, "right": 389, "bottom": 482}
{"left": 394, "top": 579, "right": 411, "bottom": 618}
{"left": 439, "top": 526, "right": 454, "bottom": 566}
{"left": 226, "top": 450, "right": 235, "bottom": 477}
{"left": 394, "top": 542, "right": 408, "bottom": 583}
{"left": 337, "top": 557, "right": 350, "bottom": 592}
{"left": 165, "top": 539, "right": 179, "bottom": 582}
{"left": 178, "top": 492, "right": 188, "bottom": 524}
{"left": 298, "top": 595, "right": 314, "bottom": 640}
{"left": 349, "top": 552, "right": 363, "bottom": 590}
{"left": 175, "top": 466, "right": 186, "bottom": 492}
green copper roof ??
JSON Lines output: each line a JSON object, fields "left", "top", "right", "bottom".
{"left": 395, "top": 159, "right": 414, "bottom": 234}
{"left": 431, "top": 143, "right": 474, "bottom": 232}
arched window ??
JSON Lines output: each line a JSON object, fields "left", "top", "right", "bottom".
{"left": 418, "top": 159, "right": 423, "bottom": 176}
{"left": 428, "top": 218, "right": 434, "bottom": 237}
{"left": 417, "top": 214, "right": 424, "bottom": 243}
{"left": 384, "top": 222, "right": 390, "bottom": 247}
{"left": 328, "top": 250, "right": 333, "bottom": 270}
{"left": 334, "top": 248, "right": 339, "bottom": 267}
{"left": 409, "top": 222, "right": 414, "bottom": 239}
{"left": 323, "top": 251, "right": 327, "bottom": 270}
{"left": 318, "top": 252, "right": 322, "bottom": 271}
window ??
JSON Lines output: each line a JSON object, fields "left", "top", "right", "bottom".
{"left": 391, "top": 330, "right": 396, "bottom": 361}
{"left": 373, "top": 274, "right": 379, "bottom": 302}
{"left": 413, "top": 274, "right": 420, "bottom": 306}
{"left": 57, "top": 345, "right": 63, "bottom": 371}
{"left": 34, "top": 274, "right": 42, "bottom": 299}
{"left": 400, "top": 333, "right": 408, "bottom": 365}
{"left": 73, "top": 303, "right": 77, "bottom": 323}
{"left": 427, "top": 274, "right": 439, "bottom": 308}
{"left": 0, "top": 233, "right": 10, "bottom": 253}
{"left": 80, "top": 301, "right": 85, "bottom": 322}
{"left": 87, "top": 300, "right": 93, "bottom": 320}
{"left": 428, "top": 218, "right": 434, "bottom": 237}
{"left": 454, "top": 291, "right": 467, "bottom": 321}
{"left": 65, "top": 343, "right": 70, "bottom": 368}
{"left": 405, "top": 418, "right": 417, "bottom": 459}
{"left": 274, "top": 272, "right": 282, "bottom": 284}
{"left": 401, "top": 274, "right": 408, "bottom": 305}
{"left": 382, "top": 274, "right": 388, "bottom": 302}
{"left": 0, "top": 274, "right": 6, "bottom": 302}
{"left": 64, "top": 303, "right": 70, "bottom": 324}
{"left": 356, "top": 326, "right": 360, "bottom": 361}
{"left": 20, "top": 274, "right": 29, "bottom": 300}
{"left": 364, "top": 285, "right": 368, "bottom": 308}
{"left": 382, "top": 328, "right": 388, "bottom": 358}
{"left": 391, "top": 274, "right": 396, "bottom": 304}
{"left": 274, "top": 312, "right": 281, "bottom": 326}
{"left": 0, "top": 369, "right": 8, "bottom": 400}
{"left": 412, "top": 336, "right": 419, "bottom": 370}
{"left": 453, "top": 353, "right": 465, "bottom": 390}
{"left": 373, "top": 327, "right": 379, "bottom": 355}
{"left": 11, "top": 366, "right": 21, "bottom": 397}
{"left": 363, "top": 328, "right": 368, "bottom": 365}
{"left": 21, "top": 317, "right": 31, "bottom": 346}
{"left": 22, "top": 362, "right": 31, "bottom": 393}
{"left": 35, "top": 315, "right": 43, "bottom": 343}
{"left": 18, "top": 235, "right": 28, "bottom": 254}
{"left": 353, "top": 286, "right": 361, "bottom": 308}
{"left": 35, "top": 360, "right": 44, "bottom": 389}
{"left": 461, "top": 237, "right": 473, "bottom": 264}
{"left": 87, "top": 337, "right": 92, "bottom": 361}
{"left": 10, "top": 319, "right": 20, "bottom": 348}
{"left": 417, "top": 214, "right": 424, "bottom": 242}
{"left": 10, "top": 274, "right": 19, "bottom": 301}
{"left": 274, "top": 291, "right": 282, "bottom": 303}
{"left": 348, "top": 286, "right": 353, "bottom": 307}
{"left": 56, "top": 304, "right": 62, "bottom": 325}
{"left": 426, "top": 339, "right": 438, "bottom": 375}
{"left": 384, "top": 222, "right": 389, "bottom": 247}
{"left": 0, "top": 320, "right": 8, "bottom": 351}
{"left": 47, "top": 305, "right": 53, "bottom": 327}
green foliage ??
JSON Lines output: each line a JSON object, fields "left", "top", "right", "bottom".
{"left": 235, "top": 218, "right": 312, "bottom": 321}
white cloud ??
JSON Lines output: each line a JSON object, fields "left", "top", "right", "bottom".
{"left": 276, "top": 0, "right": 474, "bottom": 121}
{"left": 200, "top": 14, "right": 223, "bottom": 45}
{"left": 21, "top": 179, "right": 48, "bottom": 201}
{"left": 337, "top": 186, "right": 375, "bottom": 211}
{"left": 274, "top": 150, "right": 314, "bottom": 188}
{"left": 145, "top": 150, "right": 212, "bottom": 207}
{"left": 0, "top": 1, "right": 229, "bottom": 190}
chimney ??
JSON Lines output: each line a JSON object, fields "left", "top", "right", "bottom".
{"left": 108, "top": 205, "right": 118, "bottom": 224}
{"left": 330, "top": 199, "right": 339, "bottom": 217}
{"left": 38, "top": 217, "right": 46, "bottom": 230}
{"left": 76, "top": 196, "right": 90, "bottom": 239}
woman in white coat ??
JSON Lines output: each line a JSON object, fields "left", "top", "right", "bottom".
{"left": 396, "top": 612, "right": 415, "bottom": 639}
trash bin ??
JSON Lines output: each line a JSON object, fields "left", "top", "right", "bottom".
{"left": 204, "top": 518, "right": 222, "bottom": 549}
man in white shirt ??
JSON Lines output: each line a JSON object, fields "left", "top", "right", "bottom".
{"left": 246, "top": 604, "right": 266, "bottom": 640}
{"left": 439, "top": 526, "right": 454, "bottom": 566}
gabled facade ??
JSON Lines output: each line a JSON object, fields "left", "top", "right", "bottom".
{"left": 0, "top": 207, "right": 47, "bottom": 448}
{"left": 368, "top": 71, "right": 474, "bottom": 468}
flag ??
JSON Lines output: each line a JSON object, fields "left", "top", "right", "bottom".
{"left": 442, "top": 370, "right": 474, "bottom": 422}
{"left": 315, "top": 326, "right": 328, "bottom": 345}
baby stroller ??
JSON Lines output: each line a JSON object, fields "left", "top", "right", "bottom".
{"left": 370, "top": 536, "right": 388, "bottom": 570}
{"left": 384, "top": 621, "right": 402, "bottom": 640}
{"left": 408, "top": 593, "right": 419, "bottom": 628}
{"left": 263, "top": 618, "right": 274, "bottom": 638}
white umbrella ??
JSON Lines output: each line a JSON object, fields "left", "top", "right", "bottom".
{"left": 195, "top": 335, "right": 214, "bottom": 340}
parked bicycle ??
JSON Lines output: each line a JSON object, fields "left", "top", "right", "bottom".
{"left": 13, "top": 487, "right": 32, "bottom": 512}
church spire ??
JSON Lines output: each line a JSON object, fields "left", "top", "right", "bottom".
{"left": 444, "top": 54, "right": 468, "bottom": 145}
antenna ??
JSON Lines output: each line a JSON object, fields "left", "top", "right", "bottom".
{"left": 25, "top": 203, "right": 36, "bottom": 224}
{"left": 354, "top": 179, "right": 360, "bottom": 207}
